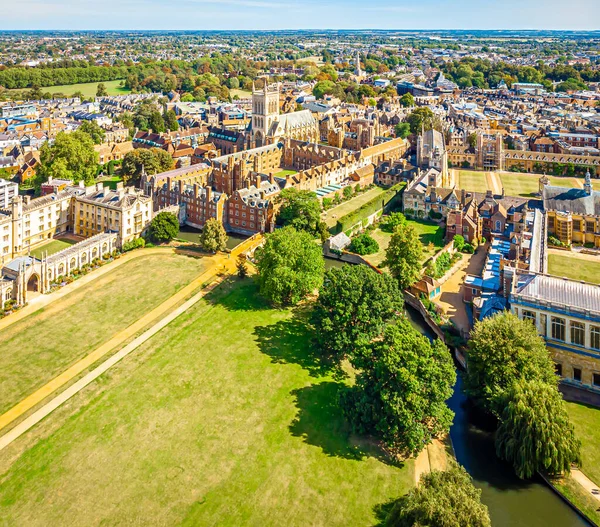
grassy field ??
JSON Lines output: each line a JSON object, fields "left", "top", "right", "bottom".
{"left": 455, "top": 170, "right": 489, "bottom": 193}
{"left": 273, "top": 169, "right": 298, "bottom": 177}
{"left": 548, "top": 253, "right": 600, "bottom": 284}
{"left": 230, "top": 88, "right": 252, "bottom": 99}
{"left": 499, "top": 172, "right": 583, "bottom": 198}
{"left": 366, "top": 219, "right": 445, "bottom": 268}
{"left": 0, "top": 280, "right": 412, "bottom": 525}
{"left": 7, "top": 79, "right": 130, "bottom": 99}
{"left": 566, "top": 401, "right": 600, "bottom": 484}
{"left": 0, "top": 253, "right": 205, "bottom": 414}
{"left": 322, "top": 186, "right": 387, "bottom": 228}
{"left": 30, "top": 238, "right": 77, "bottom": 259}
{"left": 96, "top": 175, "right": 124, "bottom": 190}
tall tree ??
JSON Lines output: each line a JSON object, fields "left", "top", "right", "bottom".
{"left": 79, "top": 120, "right": 106, "bottom": 145}
{"left": 311, "top": 265, "right": 403, "bottom": 365}
{"left": 496, "top": 380, "right": 581, "bottom": 479}
{"left": 36, "top": 130, "right": 98, "bottom": 187}
{"left": 405, "top": 107, "right": 435, "bottom": 135}
{"left": 465, "top": 312, "right": 557, "bottom": 415}
{"left": 399, "top": 93, "right": 415, "bottom": 107}
{"left": 121, "top": 148, "right": 174, "bottom": 183}
{"left": 341, "top": 318, "right": 455, "bottom": 456}
{"left": 255, "top": 226, "right": 324, "bottom": 306}
{"left": 276, "top": 188, "right": 323, "bottom": 237}
{"left": 384, "top": 222, "right": 423, "bottom": 290}
{"left": 198, "top": 218, "right": 228, "bottom": 253}
{"left": 385, "top": 462, "right": 491, "bottom": 527}
{"left": 96, "top": 82, "right": 108, "bottom": 97}
{"left": 163, "top": 109, "right": 179, "bottom": 131}
{"left": 146, "top": 211, "right": 179, "bottom": 244}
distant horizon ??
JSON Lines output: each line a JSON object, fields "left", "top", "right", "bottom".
{"left": 2, "top": 0, "right": 599, "bottom": 32}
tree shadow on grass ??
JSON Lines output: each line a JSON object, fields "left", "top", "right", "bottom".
{"left": 204, "top": 277, "right": 271, "bottom": 312}
{"left": 372, "top": 497, "right": 399, "bottom": 527}
{"left": 289, "top": 382, "right": 405, "bottom": 468}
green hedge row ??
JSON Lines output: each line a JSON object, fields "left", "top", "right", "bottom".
{"left": 334, "top": 182, "right": 406, "bottom": 234}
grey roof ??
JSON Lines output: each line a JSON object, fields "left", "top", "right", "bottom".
{"left": 515, "top": 273, "right": 600, "bottom": 315}
{"left": 543, "top": 185, "right": 600, "bottom": 216}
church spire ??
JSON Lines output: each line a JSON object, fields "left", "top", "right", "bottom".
{"left": 584, "top": 169, "right": 593, "bottom": 195}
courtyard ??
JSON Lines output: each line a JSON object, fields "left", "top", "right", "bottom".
{"left": 0, "top": 253, "right": 206, "bottom": 415}
{"left": 0, "top": 280, "right": 412, "bottom": 526}
{"left": 321, "top": 186, "right": 386, "bottom": 228}
{"left": 566, "top": 401, "right": 600, "bottom": 485}
{"left": 548, "top": 251, "right": 600, "bottom": 284}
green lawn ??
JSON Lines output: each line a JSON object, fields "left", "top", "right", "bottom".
{"left": 366, "top": 219, "right": 445, "bottom": 268}
{"left": 7, "top": 79, "right": 130, "bottom": 99}
{"left": 30, "top": 238, "right": 77, "bottom": 259}
{"left": 230, "top": 88, "right": 252, "bottom": 99}
{"left": 96, "top": 175, "right": 124, "bottom": 190}
{"left": 565, "top": 401, "right": 600, "bottom": 484}
{"left": 548, "top": 253, "right": 600, "bottom": 284}
{"left": 0, "top": 253, "right": 206, "bottom": 414}
{"left": 273, "top": 169, "right": 298, "bottom": 178}
{"left": 456, "top": 170, "right": 489, "bottom": 193}
{"left": 322, "top": 186, "right": 387, "bottom": 228}
{"left": 499, "top": 172, "right": 583, "bottom": 198}
{"left": 0, "top": 280, "right": 413, "bottom": 525}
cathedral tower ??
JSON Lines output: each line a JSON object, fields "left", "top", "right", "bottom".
{"left": 252, "top": 81, "right": 280, "bottom": 147}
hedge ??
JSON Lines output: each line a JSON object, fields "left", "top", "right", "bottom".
{"left": 334, "top": 182, "right": 406, "bottom": 234}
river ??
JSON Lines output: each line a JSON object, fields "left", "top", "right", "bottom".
{"left": 404, "top": 305, "right": 588, "bottom": 527}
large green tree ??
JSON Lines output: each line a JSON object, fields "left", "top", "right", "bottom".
{"left": 36, "top": 130, "right": 98, "bottom": 187}
{"left": 198, "top": 218, "right": 228, "bottom": 253}
{"left": 79, "top": 120, "right": 106, "bottom": 145}
{"left": 311, "top": 264, "right": 403, "bottom": 365}
{"left": 121, "top": 148, "right": 174, "bottom": 183}
{"left": 496, "top": 380, "right": 581, "bottom": 479}
{"left": 384, "top": 222, "right": 423, "bottom": 290}
{"left": 146, "top": 211, "right": 179, "bottom": 244}
{"left": 255, "top": 226, "right": 324, "bottom": 306}
{"left": 341, "top": 318, "right": 455, "bottom": 456}
{"left": 385, "top": 462, "right": 491, "bottom": 527}
{"left": 465, "top": 312, "right": 557, "bottom": 415}
{"left": 405, "top": 107, "right": 435, "bottom": 135}
{"left": 276, "top": 188, "right": 323, "bottom": 237}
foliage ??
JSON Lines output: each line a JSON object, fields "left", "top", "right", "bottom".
{"left": 96, "top": 82, "right": 108, "bottom": 97}
{"left": 133, "top": 99, "right": 166, "bottom": 132}
{"left": 276, "top": 188, "right": 323, "bottom": 237}
{"left": 79, "top": 120, "right": 106, "bottom": 145}
{"left": 463, "top": 243, "right": 475, "bottom": 254}
{"left": 198, "top": 218, "right": 228, "bottom": 253}
{"left": 453, "top": 234, "right": 465, "bottom": 251}
{"left": 349, "top": 233, "right": 379, "bottom": 255}
{"left": 340, "top": 318, "right": 455, "bottom": 456}
{"left": 254, "top": 226, "right": 324, "bottom": 306}
{"left": 36, "top": 130, "right": 98, "bottom": 187}
{"left": 122, "top": 237, "right": 145, "bottom": 252}
{"left": 147, "top": 211, "right": 179, "bottom": 244}
{"left": 384, "top": 222, "right": 424, "bottom": 290}
{"left": 163, "top": 109, "right": 179, "bottom": 131}
{"left": 121, "top": 147, "right": 174, "bottom": 183}
{"left": 465, "top": 312, "right": 557, "bottom": 415}
{"left": 385, "top": 461, "right": 491, "bottom": 527}
{"left": 335, "top": 183, "right": 405, "bottom": 234}
{"left": 342, "top": 185, "right": 353, "bottom": 200}
{"left": 496, "top": 380, "right": 581, "bottom": 479}
{"left": 399, "top": 93, "right": 415, "bottom": 107}
{"left": 394, "top": 123, "right": 411, "bottom": 139}
{"left": 311, "top": 265, "right": 403, "bottom": 365}
{"left": 380, "top": 212, "right": 407, "bottom": 233}
{"left": 405, "top": 107, "right": 435, "bottom": 135}
{"left": 425, "top": 252, "right": 461, "bottom": 280}
{"left": 236, "top": 254, "right": 249, "bottom": 278}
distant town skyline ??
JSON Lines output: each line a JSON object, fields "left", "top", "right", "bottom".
{"left": 3, "top": 0, "right": 599, "bottom": 31}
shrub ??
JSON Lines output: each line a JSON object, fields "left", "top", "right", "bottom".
{"left": 380, "top": 212, "right": 407, "bottom": 233}
{"left": 453, "top": 234, "right": 465, "bottom": 251}
{"left": 349, "top": 233, "right": 380, "bottom": 255}
{"left": 122, "top": 237, "right": 146, "bottom": 252}
{"left": 463, "top": 243, "right": 475, "bottom": 254}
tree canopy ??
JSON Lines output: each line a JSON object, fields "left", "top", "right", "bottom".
{"left": 465, "top": 312, "right": 557, "bottom": 415}
{"left": 405, "top": 107, "right": 435, "bottom": 135}
{"left": 348, "top": 233, "right": 379, "bottom": 255}
{"left": 121, "top": 148, "right": 174, "bottom": 183}
{"left": 198, "top": 218, "right": 228, "bottom": 253}
{"left": 254, "top": 226, "right": 324, "bottom": 306}
{"left": 496, "top": 380, "right": 581, "bottom": 479}
{"left": 384, "top": 222, "right": 423, "bottom": 290}
{"left": 385, "top": 462, "right": 491, "bottom": 527}
{"left": 311, "top": 264, "right": 403, "bottom": 365}
{"left": 36, "top": 130, "right": 98, "bottom": 187}
{"left": 79, "top": 120, "right": 106, "bottom": 145}
{"left": 276, "top": 188, "right": 323, "bottom": 237}
{"left": 146, "top": 211, "right": 179, "bottom": 244}
{"left": 341, "top": 318, "right": 455, "bottom": 456}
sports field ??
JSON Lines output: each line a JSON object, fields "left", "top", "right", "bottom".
{"left": 499, "top": 172, "right": 583, "bottom": 198}
{"left": 0, "top": 280, "right": 412, "bottom": 525}
{"left": 455, "top": 170, "right": 490, "bottom": 194}
{"left": 0, "top": 253, "right": 205, "bottom": 414}
{"left": 7, "top": 79, "right": 130, "bottom": 99}
{"left": 548, "top": 252, "right": 600, "bottom": 284}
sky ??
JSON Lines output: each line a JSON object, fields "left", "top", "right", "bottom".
{"left": 1, "top": 0, "right": 599, "bottom": 31}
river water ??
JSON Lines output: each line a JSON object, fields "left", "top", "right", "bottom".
{"left": 404, "top": 305, "right": 588, "bottom": 527}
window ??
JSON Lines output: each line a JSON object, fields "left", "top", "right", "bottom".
{"left": 571, "top": 321, "right": 585, "bottom": 346}
{"left": 522, "top": 310, "right": 536, "bottom": 325}
{"left": 573, "top": 368, "right": 582, "bottom": 382}
{"left": 591, "top": 326, "right": 600, "bottom": 351}
{"left": 555, "top": 363, "right": 562, "bottom": 377}
{"left": 540, "top": 314, "right": 548, "bottom": 337}
{"left": 551, "top": 317, "right": 565, "bottom": 341}
{"left": 594, "top": 373, "right": 600, "bottom": 387}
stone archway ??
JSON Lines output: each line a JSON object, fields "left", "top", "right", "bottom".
{"left": 81, "top": 252, "right": 88, "bottom": 265}
{"left": 92, "top": 247, "right": 98, "bottom": 260}
{"left": 255, "top": 131, "right": 264, "bottom": 148}
{"left": 27, "top": 274, "right": 40, "bottom": 293}
{"left": 58, "top": 263, "right": 65, "bottom": 276}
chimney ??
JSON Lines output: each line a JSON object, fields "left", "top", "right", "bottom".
{"left": 178, "top": 180, "right": 184, "bottom": 195}
{"left": 167, "top": 177, "right": 173, "bottom": 192}
{"left": 205, "top": 185, "right": 212, "bottom": 202}
{"left": 269, "top": 172, "right": 275, "bottom": 184}
{"left": 96, "top": 182, "right": 103, "bottom": 191}
{"left": 193, "top": 184, "right": 199, "bottom": 199}
{"left": 24, "top": 195, "right": 31, "bottom": 205}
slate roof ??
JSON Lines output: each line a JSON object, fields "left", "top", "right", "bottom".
{"left": 542, "top": 185, "right": 600, "bottom": 216}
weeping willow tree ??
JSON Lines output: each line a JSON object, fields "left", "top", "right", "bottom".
{"left": 495, "top": 380, "right": 582, "bottom": 479}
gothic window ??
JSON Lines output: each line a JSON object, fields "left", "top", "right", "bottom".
{"left": 551, "top": 317, "right": 565, "bottom": 341}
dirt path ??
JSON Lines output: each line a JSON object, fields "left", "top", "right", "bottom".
{"left": 0, "top": 236, "right": 263, "bottom": 436}
{"left": 413, "top": 439, "right": 448, "bottom": 485}
{"left": 571, "top": 469, "right": 600, "bottom": 505}
{"left": 486, "top": 171, "right": 503, "bottom": 195}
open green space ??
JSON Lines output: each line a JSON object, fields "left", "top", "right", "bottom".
{"left": 565, "top": 401, "right": 600, "bottom": 485}
{"left": 366, "top": 219, "right": 445, "bottom": 268}
{"left": 548, "top": 253, "right": 600, "bottom": 284}
{"left": 176, "top": 226, "right": 247, "bottom": 251}
{"left": 499, "top": 172, "right": 583, "bottom": 198}
{"left": 273, "top": 169, "right": 297, "bottom": 178}
{"left": 0, "top": 280, "right": 412, "bottom": 525}
{"left": 322, "top": 186, "right": 386, "bottom": 228}
{"left": 230, "top": 88, "right": 252, "bottom": 99}
{"left": 455, "top": 170, "right": 489, "bottom": 193}
{"left": 96, "top": 175, "right": 124, "bottom": 190}
{"left": 29, "top": 238, "right": 77, "bottom": 259}
{"left": 7, "top": 79, "right": 130, "bottom": 99}
{"left": 0, "top": 253, "right": 206, "bottom": 414}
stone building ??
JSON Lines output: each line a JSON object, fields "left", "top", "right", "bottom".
{"left": 416, "top": 129, "right": 449, "bottom": 187}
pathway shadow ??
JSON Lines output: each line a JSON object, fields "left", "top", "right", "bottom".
{"left": 289, "top": 382, "right": 404, "bottom": 468}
